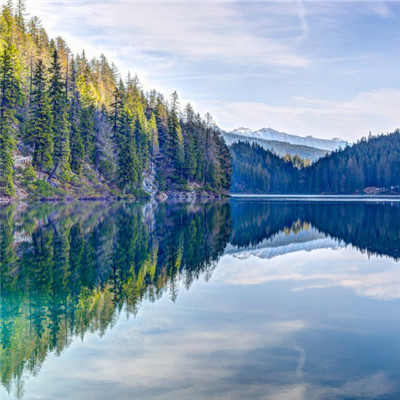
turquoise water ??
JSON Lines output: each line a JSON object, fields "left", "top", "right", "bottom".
{"left": 1, "top": 200, "right": 400, "bottom": 399}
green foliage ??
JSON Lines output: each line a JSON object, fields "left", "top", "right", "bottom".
{"left": 0, "top": 7, "right": 232, "bottom": 198}
{"left": 19, "top": 164, "right": 37, "bottom": 187}
{"left": 231, "top": 141, "right": 297, "bottom": 193}
{"left": 28, "top": 59, "right": 53, "bottom": 174}
{"left": 48, "top": 49, "right": 71, "bottom": 176}
{"left": 0, "top": 43, "right": 21, "bottom": 196}
{"left": 28, "top": 179, "right": 65, "bottom": 199}
{"left": 231, "top": 132, "right": 400, "bottom": 194}
{"left": 305, "top": 131, "right": 400, "bottom": 194}
{"left": 0, "top": 202, "right": 231, "bottom": 393}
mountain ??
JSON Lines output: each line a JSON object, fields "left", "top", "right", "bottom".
{"left": 230, "top": 131, "right": 400, "bottom": 195}
{"left": 228, "top": 127, "right": 348, "bottom": 152}
{"left": 223, "top": 131, "right": 328, "bottom": 162}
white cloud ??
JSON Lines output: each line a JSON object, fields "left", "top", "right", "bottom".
{"left": 18, "top": 0, "right": 400, "bottom": 141}
{"left": 214, "top": 248, "right": 400, "bottom": 301}
{"left": 295, "top": 0, "right": 309, "bottom": 42}
{"left": 205, "top": 88, "right": 400, "bottom": 139}
{"left": 27, "top": 1, "right": 309, "bottom": 68}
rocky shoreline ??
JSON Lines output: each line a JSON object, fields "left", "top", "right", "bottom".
{"left": 0, "top": 189, "right": 230, "bottom": 204}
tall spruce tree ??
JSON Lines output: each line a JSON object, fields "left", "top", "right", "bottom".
{"left": 148, "top": 113, "right": 159, "bottom": 164}
{"left": 0, "top": 44, "right": 20, "bottom": 196}
{"left": 168, "top": 91, "right": 184, "bottom": 179}
{"left": 113, "top": 80, "right": 140, "bottom": 191}
{"left": 48, "top": 49, "right": 70, "bottom": 179}
{"left": 28, "top": 59, "right": 53, "bottom": 175}
{"left": 68, "top": 57, "right": 84, "bottom": 174}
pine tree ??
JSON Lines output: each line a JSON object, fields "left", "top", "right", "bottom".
{"left": 168, "top": 91, "right": 184, "bottom": 178}
{"left": 148, "top": 113, "right": 159, "bottom": 164}
{"left": 0, "top": 44, "right": 20, "bottom": 196}
{"left": 15, "top": 0, "right": 27, "bottom": 30}
{"left": 68, "top": 57, "right": 84, "bottom": 174}
{"left": 48, "top": 49, "right": 71, "bottom": 179}
{"left": 182, "top": 103, "right": 197, "bottom": 180}
{"left": 113, "top": 80, "right": 140, "bottom": 191}
{"left": 204, "top": 112, "right": 214, "bottom": 186}
{"left": 133, "top": 114, "right": 148, "bottom": 170}
{"left": 28, "top": 59, "right": 53, "bottom": 175}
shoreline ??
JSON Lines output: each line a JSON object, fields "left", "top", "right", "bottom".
{"left": 231, "top": 194, "right": 400, "bottom": 202}
{"left": 0, "top": 192, "right": 231, "bottom": 204}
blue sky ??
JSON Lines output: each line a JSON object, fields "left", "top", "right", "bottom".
{"left": 20, "top": 0, "right": 400, "bottom": 140}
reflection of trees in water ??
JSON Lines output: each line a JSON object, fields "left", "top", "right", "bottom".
{"left": 231, "top": 200, "right": 400, "bottom": 260}
{"left": 1, "top": 200, "right": 399, "bottom": 397}
{"left": 0, "top": 202, "right": 231, "bottom": 397}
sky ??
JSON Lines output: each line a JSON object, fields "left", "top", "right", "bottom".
{"left": 13, "top": 0, "right": 400, "bottom": 140}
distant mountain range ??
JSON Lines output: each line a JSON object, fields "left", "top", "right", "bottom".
{"left": 222, "top": 127, "right": 348, "bottom": 162}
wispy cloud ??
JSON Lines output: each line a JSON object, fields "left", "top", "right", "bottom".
{"left": 296, "top": 0, "right": 309, "bottom": 42}
{"left": 204, "top": 88, "right": 400, "bottom": 139}
{"left": 28, "top": 1, "right": 309, "bottom": 68}
{"left": 21, "top": 0, "right": 400, "bottom": 140}
{"left": 214, "top": 247, "right": 400, "bottom": 301}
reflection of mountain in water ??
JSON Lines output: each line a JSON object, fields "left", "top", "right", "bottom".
{"left": 225, "top": 223, "right": 344, "bottom": 259}
{"left": 230, "top": 200, "right": 400, "bottom": 260}
{"left": 1, "top": 199, "right": 399, "bottom": 397}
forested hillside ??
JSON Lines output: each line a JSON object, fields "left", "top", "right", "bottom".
{"left": 0, "top": 3, "right": 231, "bottom": 200}
{"left": 230, "top": 141, "right": 297, "bottom": 193}
{"left": 231, "top": 131, "right": 400, "bottom": 194}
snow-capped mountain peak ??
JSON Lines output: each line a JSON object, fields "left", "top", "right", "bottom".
{"left": 231, "top": 127, "right": 253, "bottom": 135}
{"left": 227, "top": 127, "right": 347, "bottom": 152}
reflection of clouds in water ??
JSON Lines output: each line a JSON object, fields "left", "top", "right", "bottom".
{"left": 231, "top": 372, "right": 394, "bottom": 400}
{"left": 17, "top": 246, "right": 399, "bottom": 400}
{"left": 63, "top": 319, "right": 307, "bottom": 383}
{"left": 214, "top": 248, "right": 400, "bottom": 301}
{"left": 25, "top": 316, "right": 309, "bottom": 399}
{"left": 28, "top": 314, "right": 394, "bottom": 400}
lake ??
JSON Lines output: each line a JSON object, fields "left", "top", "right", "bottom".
{"left": 1, "top": 199, "right": 400, "bottom": 400}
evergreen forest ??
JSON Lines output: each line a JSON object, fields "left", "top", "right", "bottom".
{"left": 0, "top": 3, "right": 231, "bottom": 199}
{"left": 231, "top": 131, "right": 400, "bottom": 194}
{"left": 0, "top": 2, "right": 398, "bottom": 199}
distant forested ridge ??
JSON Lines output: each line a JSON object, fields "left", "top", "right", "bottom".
{"left": 231, "top": 130, "right": 400, "bottom": 194}
{"left": 0, "top": 3, "right": 231, "bottom": 199}
{"left": 223, "top": 131, "right": 328, "bottom": 162}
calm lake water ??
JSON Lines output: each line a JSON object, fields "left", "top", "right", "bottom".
{"left": 1, "top": 199, "right": 400, "bottom": 400}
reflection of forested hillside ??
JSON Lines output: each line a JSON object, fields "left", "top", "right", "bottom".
{"left": 1, "top": 199, "right": 399, "bottom": 397}
{"left": 0, "top": 202, "right": 230, "bottom": 397}
{"left": 231, "top": 200, "right": 400, "bottom": 259}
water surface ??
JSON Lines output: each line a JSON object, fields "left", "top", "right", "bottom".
{"left": 1, "top": 200, "right": 400, "bottom": 399}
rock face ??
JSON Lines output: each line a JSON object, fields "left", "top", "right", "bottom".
{"left": 142, "top": 162, "right": 158, "bottom": 198}
{"left": 156, "top": 192, "right": 168, "bottom": 202}
{"left": 165, "top": 189, "right": 228, "bottom": 202}
{"left": 142, "top": 162, "right": 229, "bottom": 202}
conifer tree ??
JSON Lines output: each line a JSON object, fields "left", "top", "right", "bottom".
{"left": 68, "top": 57, "right": 84, "bottom": 174}
{"left": 0, "top": 44, "right": 20, "bottom": 196}
{"left": 15, "top": 0, "right": 26, "bottom": 30}
{"left": 48, "top": 49, "right": 71, "bottom": 179}
{"left": 28, "top": 59, "right": 53, "bottom": 175}
{"left": 182, "top": 103, "right": 197, "bottom": 180}
{"left": 168, "top": 91, "right": 184, "bottom": 178}
{"left": 148, "top": 113, "right": 159, "bottom": 164}
{"left": 0, "top": 7, "right": 234, "bottom": 196}
{"left": 113, "top": 80, "right": 140, "bottom": 191}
